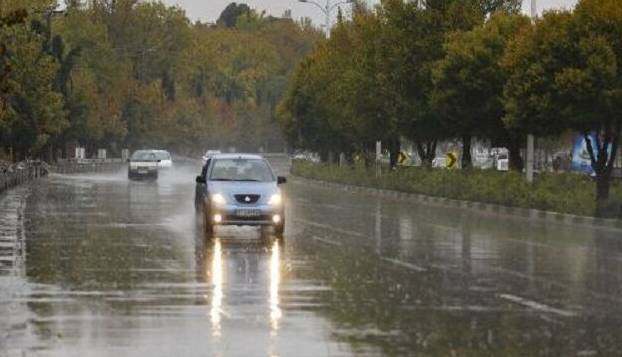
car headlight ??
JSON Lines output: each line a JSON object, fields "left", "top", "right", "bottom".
{"left": 268, "top": 194, "right": 282, "bottom": 206}
{"left": 211, "top": 193, "right": 226, "bottom": 206}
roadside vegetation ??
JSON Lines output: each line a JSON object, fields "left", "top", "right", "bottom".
{"left": 292, "top": 160, "right": 622, "bottom": 219}
{"left": 278, "top": 0, "right": 622, "bottom": 215}
{"left": 0, "top": 0, "right": 323, "bottom": 160}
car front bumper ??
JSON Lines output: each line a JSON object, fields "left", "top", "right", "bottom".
{"left": 128, "top": 167, "right": 158, "bottom": 178}
{"left": 209, "top": 203, "right": 283, "bottom": 226}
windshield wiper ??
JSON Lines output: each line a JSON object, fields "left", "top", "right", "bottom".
{"left": 237, "top": 179, "right": 261, "bottom": 182}
{"left": 211, "top": 178, "right": 233, "bottom": 181}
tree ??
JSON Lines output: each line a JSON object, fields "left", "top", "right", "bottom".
{"left": 478, "top": 0, "right": 522, "bottom": 15}
{"left": 432, "top": 13, "right": 531, "bottom": 169}
{"left": 380, "top": 0, "right": 482, "bottom": 167}
{"left": 0, "top": 0, "right": 320, "bottom": 160}
{"left": 217, "top": 3, "right": 250, "bottom": 28}
{"left": 1, "top": 20, "right": 67, "bottom": 158}
{"left": 503, "top": 0, "right": 622, "bottom": 214}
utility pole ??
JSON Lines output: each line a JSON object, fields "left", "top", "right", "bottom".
{"left": 526, "top": 0, "right": 537, "bottom": 184}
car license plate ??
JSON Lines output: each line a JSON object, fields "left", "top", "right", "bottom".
{"left": 236, "top": 209, "right": 261, "bottom": 217}
{"left": 138, "top": 169, "right": 148, "bottom": 174}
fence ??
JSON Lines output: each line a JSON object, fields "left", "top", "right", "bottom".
{"left": 0, "top": 161, "right": 47, "bottom": 195}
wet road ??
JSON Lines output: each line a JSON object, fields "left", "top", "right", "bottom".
{"left": 2, "top": 164, "right": 622, "bottom": 356}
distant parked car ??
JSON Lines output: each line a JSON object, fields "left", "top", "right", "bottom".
{"left": 153, "top": 150, "right": 173, "bottom": 168}
{"left": 128, "top": 150, "right": 162, "bottom": 180}
{"left": 292, "top": 151, "right": 320, "bottom": 163}
{"left": 202, "top": 150, "right": 222, "bottom": 164}
{"left": 432, "top": 157, "right": 447, "bottom": 168}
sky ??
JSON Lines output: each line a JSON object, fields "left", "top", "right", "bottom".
{"left": 161, "top": 0, "right": 579, "bottom": 28}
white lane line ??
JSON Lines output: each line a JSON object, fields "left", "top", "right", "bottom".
{"left": 381, "top": 257, "right": 427, "bottom": 272}
{"left": 312, "top": 235, "right": 342, "bottom": 247}
{"left": 295, "top": 218, "right": 367, "bottom": 238}
{"left": 499, "top": 293, "right": 576, "bottom": 318}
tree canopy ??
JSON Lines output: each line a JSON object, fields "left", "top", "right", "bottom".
{"left": 0, "top": 1, "right": 323, "bottom": 160}
{"left": 503, "top": 0, "right": 622, "bottom": 206}
{"left": 279, "top": 0, "right": 622, "bottom": 211}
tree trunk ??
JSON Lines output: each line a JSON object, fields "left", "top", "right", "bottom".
{"left": 501, "top": 129, "right": 524, "bottom": 171}
{"left": 508, "top": 143, "right": 524, "bottom": 171}
{"left": 389, "top": 137, "right": 400, "bottom": 169}
{"left": 462, "top": 135, "right": 472, "bottom": 169}
{"left": 584, "top": 124, "right": 620, "bottom": 217}
{"left": 319, "top": 150, "right": 329, "bottom": 163}
{"left": 596, "top": 174, "right": 612, "bottom": 217}
{"left": 415, "top": 140, "right": 436, "bottom": 168}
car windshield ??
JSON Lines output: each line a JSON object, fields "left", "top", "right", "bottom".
{"left": 131, "top": 151, "right": 157, "bottom": 161}
{"left": 209, "top": 158, "right": 274, "bottom": 182}
{"left": 154, "top": 151, "right": 170, "bottom": 160}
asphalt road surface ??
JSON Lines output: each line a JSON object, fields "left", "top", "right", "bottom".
{"left": 2, "top": 163, "right": 622, "bottom": 356}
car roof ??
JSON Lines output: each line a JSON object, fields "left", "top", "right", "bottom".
{"left": 209, "top": 153, "right": 264, "bottom": 160}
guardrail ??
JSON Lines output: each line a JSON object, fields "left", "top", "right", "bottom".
{"left": 0, "top": 161, "right": 47, "bottom": 194}
{"left": 54, "top": 159, "right": 125, "bottom": 174}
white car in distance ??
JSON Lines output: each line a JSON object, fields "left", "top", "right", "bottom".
{"left": 153, "top": 150, "right": 173, "bottom": 168}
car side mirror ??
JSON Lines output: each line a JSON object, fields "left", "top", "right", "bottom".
{"left": 277, "top": 176, "right": 287, "bottom": 185}
{"left": 196, "top": 176, "right": 206, "bottom": 184}
{"left": 157, "top": 159, "right": 162, "bottom": 163}
{"left": 126, "top": 159, "right": 131, "bottom": 163}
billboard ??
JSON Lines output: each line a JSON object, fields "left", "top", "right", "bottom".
{"left": 571, "top": 133, "right": 613, "bottom": 175}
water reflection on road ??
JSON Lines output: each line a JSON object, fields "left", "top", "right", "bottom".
{"left": 208, "top": 238, "right": 223, "bottom": 337}
{"left": 1, "top": 165, "right": 622, "bottom": 356}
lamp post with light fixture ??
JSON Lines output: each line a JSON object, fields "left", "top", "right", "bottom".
{"left": 297, "top": 0, "right": 353, "bottom": 37}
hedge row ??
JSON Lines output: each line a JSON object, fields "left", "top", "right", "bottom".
{"left": 291, "top": 160, "right": 622, "bottom": 218}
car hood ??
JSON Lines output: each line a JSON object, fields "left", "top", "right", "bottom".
{"left": 207, "top": 181, "right": 280, "bottom": 202}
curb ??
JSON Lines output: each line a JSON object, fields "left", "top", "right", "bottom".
{"left": 290, "top": 175, "right": 622, "bottom": 231}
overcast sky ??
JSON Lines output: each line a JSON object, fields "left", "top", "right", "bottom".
{"left": 161, "top": 0, "right": 578, "bottom": 27}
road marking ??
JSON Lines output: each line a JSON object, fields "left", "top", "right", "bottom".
{"left": 312, "top": 235, "right": 342, "bottom": 247}
{"left": 381, "top": 257, "right": 427, "bottom": 272}
{"left": 294, "top": 218, "right": 367, "bottom": 238}
{"left": 499, "top": 293, "right": 576, "bottom": 317}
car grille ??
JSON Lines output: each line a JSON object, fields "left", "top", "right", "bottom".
{"left": 225, "top": 214, "right": 270, "bottom": 222}
{"left": 234, "top": 194, "right": 260, "bottom": 204}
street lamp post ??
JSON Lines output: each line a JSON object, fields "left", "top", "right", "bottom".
{"left": 297, "top": 0, "right": 353, "bottom": 37}
{"left": 526, "top": 0, "right": 536, "bottom": 183}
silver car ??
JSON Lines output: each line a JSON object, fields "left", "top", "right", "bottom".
{"left": 195, "top": 154, "right": 286, "bottom": 236}
{"left": 128, "top": 150, "right": 161, "bottom": 180}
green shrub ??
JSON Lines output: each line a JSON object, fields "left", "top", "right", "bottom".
{"left": 291, "top": 160, "right": 622, "bottom": 218}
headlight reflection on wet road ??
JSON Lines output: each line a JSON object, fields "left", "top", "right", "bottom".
{"left": 270, "top": 240, "right": 282, "bottom": 335}
{"left": 209, "top": 238, "right": 223, "bottom": 337}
